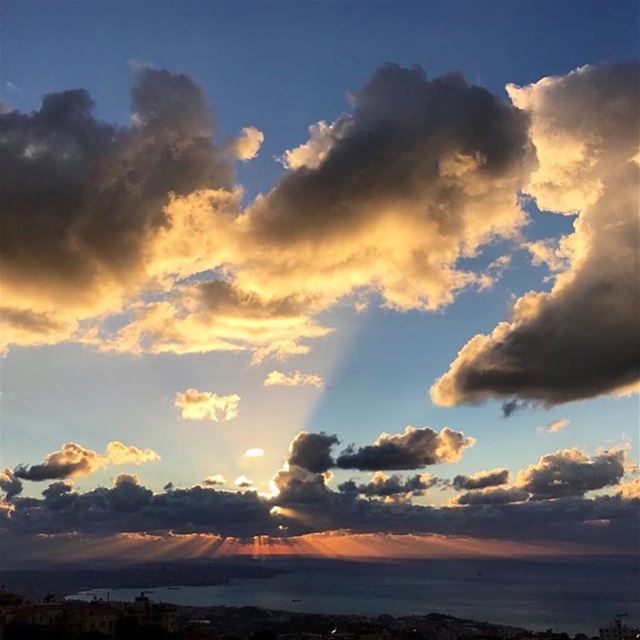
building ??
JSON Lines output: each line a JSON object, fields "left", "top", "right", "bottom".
{"left": 63, "top": 602, "right": 119, "bottom": 636}
{"left": 124, "top": 592, "right": 177, "bottom": 632}
{"left": 0, "top": 589, "right": 176, "bottom": 637}
{"left": 600, "top": 618, "right": 640, "bottom": 640}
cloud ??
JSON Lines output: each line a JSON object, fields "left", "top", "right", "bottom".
{"left": 244, "top": 448, "right": 265, "bottom": 458}
{"left": 526, "top": 237, "right": 571, "bottom": 273}
{"left": 339, "top": 471, "right": 440, "bottom": 501}
{"left": 108, "top": 474, "right": 154, "bottom": 513}
{"left": 225, "top": 126, "right": 264, "bottom": 161}
{"left": 241, "top": 63, "right": 534, "bottom": 316}
{"left": 271, "top": 464, "right": 333, "bottom": 505}
{"left": 544, "top": 418, "right": 570, "bottom": 434}
{"left": 2, "top": 475, "right": 637, "bottom": 553}
{"left": 286, "top": 431, "right": 339, "bottom": 474}
{"left": 104, "top": 441, "right": 161, "bottom": 465}
{"left": 618, "top": 477, "right": 640, "bottom": 500}
{"left": 501, "top": 399, "right": 528, "bottom": 418}
{"left": 515, "top": 448, "right": 627, "bottom": 499}
{"left": 431, "top": 61, "right": 640, "bottom": 407}
{"left": 1, "top": 436, "right": 636, "bottom": 555}
{"left": 203, "top": 475, "right": 226, "bottom": 486}
{"left": 1, "top": 63, "right": 535, "bottom": 360}
{"left": 0, "top": 468, "right": 23, "bottom": 500}
{"left": 263, "top": 370, "right": 324, "bottom": 388}
{"left": 12, "top": 441, "right": 160, "bottom": 482}
{"left": 41, "top": 480, "right": 74, "bottom": 504}
{"left": 452, "top": 468, "right": 510, "bottom": 491}
{"left": 336, "top": 426, "right": 475, "bottom": 471}
{"left": 452, "top": 486, "right": 530, "bottom": 506}
{"left": 90, "top": 278, "right": 331, "bottom": 362}
{"left": 280, "top": 120, "right": 348, "bottom": 170}
{"left": 174, "top": 388, "right": 241, "bottom": 422}
{"left": 234, "top": 475, "right": 254, "bottom": 489}
{"left": 0, "top": 68, "right": 241, "bottom": 353}
{"left": 14, "top": 443, "right": 103, "bottom": 481}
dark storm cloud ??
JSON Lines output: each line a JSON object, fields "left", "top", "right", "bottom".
{"left": 432, "top": 61, "right": 640, "bottom": 406}
{"left": 338, "top": 472, "right": 441, "bottom": 499}
{"left": 272, "top": 465, "right": 333, "bottom": 505}
{"left": 287, "top": 431, "right": 340, "bottom": 473}
{"left": 0, "top": 469, "right": 23, "bottom": 501}
{"left": 1, "top": 478, "right": 637, "bottom": 552}
{"left": 516, "top": 448, "right": 627, "bottom": 499}
{"left": 452, "top": 468, "right": 510, "bottom": 491}
{"left": 40, "top": 481, "right": 75, "bottom": 511}
{"left": 336, "top": 426, "right": 474, "bottom": 471}
{"left": 2, "top": 480, "right": 274, "bottom": 538}
{"left": 453, "top": 487, "right": 530, "bottom": 506}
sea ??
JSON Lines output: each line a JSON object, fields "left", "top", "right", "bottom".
{"left": 69, "top": 556, "right": 640, "bottom": 635}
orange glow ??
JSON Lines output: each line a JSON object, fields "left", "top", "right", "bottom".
{"left": 22, "top": 530, "right": 615, "bottom": 565}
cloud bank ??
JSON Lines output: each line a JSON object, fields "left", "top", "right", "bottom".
{"left": 1, "top": 430, "right": 636, "bottom": 554}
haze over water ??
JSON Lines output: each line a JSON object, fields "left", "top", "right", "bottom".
{"left": 72, "top": 557, "right": 639, "bottom": 634}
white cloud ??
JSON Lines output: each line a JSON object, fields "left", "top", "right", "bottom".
{"left": 226, "top": 126, "right": 264, "bottom": 161}
{"left": 174, "top": 389, "right": 240, "bottom": 422}
{"left": 104, "top": 441, "right": 161, "bottom": 465}
{"left": 263, "top": 370, "right": 324, "bottom": 388}
{"left": 234, "top": 475, "right": 254, "bottom": 488}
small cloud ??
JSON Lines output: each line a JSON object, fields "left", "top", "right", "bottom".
{"left": 264, "top": 370, "right": 324, "bottom": 388}
{"left": 543, "top": 418, "right": 570, "bottom": 434}
{"left": 336, "top": 426, "right": 475, "bottom": 471}
{"left": 501, "top": 399, "right": 529, "bottom": 418}
{"left": 104, "top": 441, "right": 160, "bottom": 465}
{"left": 0, "top": 468, "right": 23, "bottom": 500}
{"left": 174, "top": 388, "right": 240, "bottom": 422}
{"left": 452, "top": 468, "right": 510, "bottom": 491}
{"left": 225, "top": 126, "right": 264, "bottom": 161}
{"left": 244, "top": 448, "right": 265, "bottom": 458}
{"left": 203, "top": 474, "right": 226, "bottom": 486}
{"left": 234, "top": 475, "right": 254, "bottom": 488}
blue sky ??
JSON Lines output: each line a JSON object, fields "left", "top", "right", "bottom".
{"left": 0, "top": 0, "right": 638, "bottom": 516}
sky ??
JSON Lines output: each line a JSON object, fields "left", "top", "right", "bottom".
{"left": 0, "top": 0, "right": 639, "bottom": 566}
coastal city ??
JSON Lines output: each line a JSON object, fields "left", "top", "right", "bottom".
{"left": 1, "top": 2, "right": 638, "bottom": 639}
{"left": 0, "top": 589, "right": 637, "bottom": 640}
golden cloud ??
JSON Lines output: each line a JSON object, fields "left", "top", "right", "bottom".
{"left": 174, "top": 388, "right": 241, "bottom": 422}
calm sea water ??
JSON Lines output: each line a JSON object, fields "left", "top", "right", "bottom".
{"left": 69, "top": 557, "right": 639, "bottom": 634}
